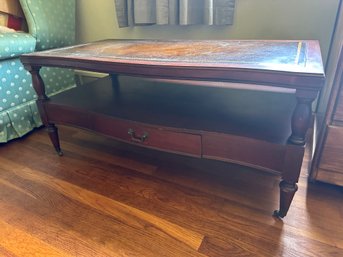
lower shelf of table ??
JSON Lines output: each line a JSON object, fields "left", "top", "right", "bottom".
{"left": 45, "top": 75, "right": 298, "bottom": 173}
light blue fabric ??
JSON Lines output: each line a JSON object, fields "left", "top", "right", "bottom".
{"left": 0, "top": 57, "right": 75, "bottom": 142}
{"left": 0, "top": 0, "right": 76, "bottom": 143}
{"left": 0, "top": 32, "right": 36, "bottom": 60}
{"left": 0, "top": 58, "right": 41, "bottom": 141}
{"left": 19, "top": 0, "right": 75, "bottom": 50}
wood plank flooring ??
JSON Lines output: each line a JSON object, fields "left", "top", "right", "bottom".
{"left": 0, "top": 126, "right": 342, "bottom": 257}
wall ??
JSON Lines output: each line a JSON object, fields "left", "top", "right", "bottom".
{"left": 76, "top": 0, "right": 340, "bottom": 64}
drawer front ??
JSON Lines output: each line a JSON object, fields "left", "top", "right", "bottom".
{"left": 333, "top": 61, "right": 343, "bottom": 122}
{"left": 202, "top": 133, "right": 286, "bottom": 173}
{"left": 316, "top": 168, "right": 343, "bottom": 187}
{"left": 318, "top": 126, "right": 343, "bottom": 174}
{"left": 46, "top": 104, "right": 91, "bottom": 129}
{"left": 333, "top": 88, "right": 343, "bottom": 122}
{"left": 93, "top": 115, "right": 202, "bottom": 157}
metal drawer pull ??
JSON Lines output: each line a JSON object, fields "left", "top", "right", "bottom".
{"left": 128, "top": 128, "right": 148, "bottom": 143}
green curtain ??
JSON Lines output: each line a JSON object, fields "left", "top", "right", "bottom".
{"left": 114, "top": 0, "right": 235, "bottom": 27}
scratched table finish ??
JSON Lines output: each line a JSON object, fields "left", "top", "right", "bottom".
{"left": 21, "top": 39, "right": 325, "bottom": 218}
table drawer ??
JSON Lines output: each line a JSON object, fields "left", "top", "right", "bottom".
{"left": 333, "top": 88, "right": 343, "bottom": 122}
{"left": 202, "top": 133, "right": 286, "bottom": 173}
{"left": 93, "top": 115, "right": 202, "bottom": 157}
{"left": 46, "top": 105, "right": 91, "bottom": 128}
{"left": 318, "top": 125, "right": 343, "bottom": 174}
{"left": 333, "top": 65, "right": 343, "bottom": 122}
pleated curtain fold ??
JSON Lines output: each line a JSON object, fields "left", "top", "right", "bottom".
{"left": 114, "top": 0, "right": 235, "bottom": 27}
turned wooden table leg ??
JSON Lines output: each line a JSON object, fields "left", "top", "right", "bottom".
{"left": 274, "top": 180, "right": 299, "bottom": 218}
{"left": 274, "top": 144, "right": 304, "bottom": 218}
{"left": 289, "top": 97, "right": 313, "bottom": 145}
{"left": 274, "top": 90, "right": 317, "bottom": 218}
{"left": 47, "top": 124, "right": 63, "bottom": 156}
{"left": 111, "top": 74, "right": 121, "bottom": 94}
{"left": 24, "top": 65, "right": 63, "bottom": 156}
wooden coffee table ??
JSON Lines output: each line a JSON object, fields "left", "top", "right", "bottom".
{"left": 21, "top": 39, "right": 325, "bottom": 218}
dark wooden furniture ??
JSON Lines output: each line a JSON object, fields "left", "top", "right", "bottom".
{"left": 21, "top": 39, "right": 325, "bottom": 218}
{"left": 311, "top": 44, "right": 343, "bottom": 186}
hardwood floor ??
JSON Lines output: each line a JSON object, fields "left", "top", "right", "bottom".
{"left": 0, "top": 126, "right": 342, "bottom": 257}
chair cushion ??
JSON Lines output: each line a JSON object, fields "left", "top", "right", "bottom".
{"left": 0, "top": 32, "right": 35, "bottom": 60}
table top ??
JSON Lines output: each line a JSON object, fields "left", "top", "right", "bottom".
{"left": 21, "top": 39, "right": 325, "bottom": 89}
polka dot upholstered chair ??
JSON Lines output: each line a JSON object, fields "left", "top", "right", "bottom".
{"left": 0, "top": 0, "right": 76, "bottom": 142}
